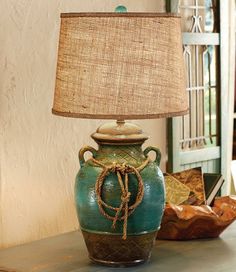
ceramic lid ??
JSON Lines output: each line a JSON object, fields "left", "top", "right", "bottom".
{"left": 91, "top": 121, "right": 149, "bottom": 145}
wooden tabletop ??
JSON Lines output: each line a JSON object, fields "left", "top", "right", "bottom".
{"left": 1, "top": 222, "right": 236, "bottom": 272}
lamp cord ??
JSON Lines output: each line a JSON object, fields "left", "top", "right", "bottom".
{"left": 90, "top": 157, "right": 150, "bottom": 240}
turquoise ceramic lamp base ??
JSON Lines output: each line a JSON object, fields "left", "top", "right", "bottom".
{"left": 75, "top": 121, "right": 165, "bottom": 267}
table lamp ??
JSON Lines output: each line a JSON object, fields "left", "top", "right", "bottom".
{"left": 52, "top": 12, "right": 188, "bottom": 267}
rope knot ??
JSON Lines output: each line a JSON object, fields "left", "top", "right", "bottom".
{"left": 109, "top": 162, "right": 128, "bottom": 174}
{"left": 92, "top": 157, "right": 150, "bottom": 240}
{"left": 118, "top": 163, "right": 128, "bottom": 175}
{"left": 109, "top": 162, "right": 117, "bottom": 173}
{"left": 121, "top": 191, "right": 131, "bottom": 203}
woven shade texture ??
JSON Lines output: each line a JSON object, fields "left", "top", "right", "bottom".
{"left": 52, "top": 13, "right": 188, "bottom": 120}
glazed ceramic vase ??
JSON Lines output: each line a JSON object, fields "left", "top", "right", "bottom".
{"left": 74, "top": 122, "right": 165, "bottom": 266}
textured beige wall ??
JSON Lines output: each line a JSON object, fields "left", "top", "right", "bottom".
{"left": 0, "top": 0, "right": 166, "bottom": 248}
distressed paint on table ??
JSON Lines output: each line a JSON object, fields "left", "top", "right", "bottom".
{"left": 0, "top": 222, "right": 236, "bottom": 272}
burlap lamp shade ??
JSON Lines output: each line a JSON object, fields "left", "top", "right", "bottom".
{"left": 52, "top": 13, "right": 188, "bottom": 119}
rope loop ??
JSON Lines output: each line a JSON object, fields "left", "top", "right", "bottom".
{"left": 91, "top": 157, "right": 149, "bottom": 240}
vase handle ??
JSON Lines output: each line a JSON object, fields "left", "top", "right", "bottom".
{"left": 144, "top": 146, "right": 161, "bottom": 166}
{"left": 79, "top": 146, "right": 97, "bottom": 167}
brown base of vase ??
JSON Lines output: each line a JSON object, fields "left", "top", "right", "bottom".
{"left": 82, "top": 230, "right": 157, "bottom": 267}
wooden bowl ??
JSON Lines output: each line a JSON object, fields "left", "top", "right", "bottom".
{"left": 156, "top": 195, "right": 236, "bottom": 240}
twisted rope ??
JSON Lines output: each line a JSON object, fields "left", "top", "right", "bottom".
{"left": 91, "top": 157, "right": 149, "bottom": 240}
